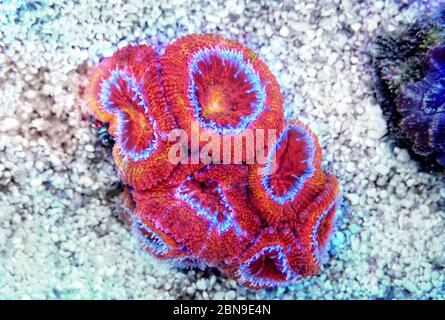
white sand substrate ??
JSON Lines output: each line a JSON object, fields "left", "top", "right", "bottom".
{"left": 0, "top": 0, "right": 444, "bottom": 299}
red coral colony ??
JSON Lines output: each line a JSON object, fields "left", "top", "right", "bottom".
{"left": 86, "top": 34, "right": 340, "bottom": 289}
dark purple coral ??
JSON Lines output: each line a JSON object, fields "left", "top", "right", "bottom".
{"left": 372, "top": 8, "right": 445, "bottom": 168}
{"left": 397, "top": 45, "right": 445, "bottom": 166}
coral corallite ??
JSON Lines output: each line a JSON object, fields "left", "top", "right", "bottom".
{"left": 87, "top": 33, "right": 340, "bottom": 289}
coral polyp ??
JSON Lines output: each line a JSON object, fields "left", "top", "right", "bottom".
{"left": 188, "top": 47, "right": 266, "bottom": 134}
{"left": 248, "top": 119, "right": 327, "bottom": 226}
{"left": 236, "top": 231, "right": 301, "bottom": 288}
{"left": 86, "top": 34, "right": 340, "bottom": 289}
{"left": 100, "top": 68, "right": 158, "bottom": 160}
{"left": 161, "top": 34, "right": 285, "bottom": 148}
{"left": 261, "top": 120, "right": 319, "bottom": 204}
{"left": 87, "top": 45, "right": 177, "bottom": 189}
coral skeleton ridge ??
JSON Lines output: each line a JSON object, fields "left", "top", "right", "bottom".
{"left": 87, "top": 33, "right": 340, "bottom": 289}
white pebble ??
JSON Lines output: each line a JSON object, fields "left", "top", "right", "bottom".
{"left": 2, "top": 118, "right": 20, "bottom": 131}
{"left": 279, "top": 25, "right": 290, "bottom": 37}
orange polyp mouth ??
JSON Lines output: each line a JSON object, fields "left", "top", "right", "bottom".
{"left": 202, "top": 89, "right": 226, "bottom": 114}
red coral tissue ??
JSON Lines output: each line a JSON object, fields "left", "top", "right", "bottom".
{"left": 86, "top": 34, "right": 340, "bottom": 289}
